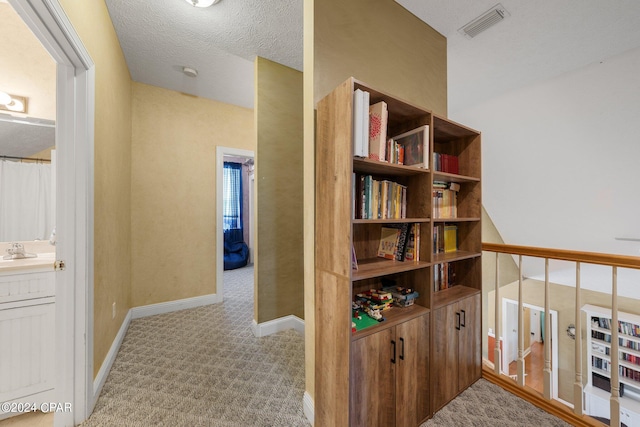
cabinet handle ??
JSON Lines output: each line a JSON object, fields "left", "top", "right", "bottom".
{"left": 456, "top": 312, "right": 461, "bottom": 330}
{"left": 461, "top": 309, "right": 466, "bottom": 327}
{"left": 400, "top": 337, "right": 405, "bottom": 361}
{"left": 391, "top": 340, "right": 396, "bottom": 364}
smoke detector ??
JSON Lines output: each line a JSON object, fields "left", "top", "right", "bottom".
{"left": 458, "top": 3, "right": 510, "bottom": 39}
{"left": 182, "top": 67, "right": 198, "bottom": 78}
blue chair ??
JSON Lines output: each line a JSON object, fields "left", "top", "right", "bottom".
{"left": 223, "top": 228, "right": 249, "bottom": 270}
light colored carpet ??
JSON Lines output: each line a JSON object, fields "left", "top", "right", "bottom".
{"left": 420, "top": 378, "right": 570, "bottom": 427}
{"left": 81, "top": 265, "right": 310, "bottom": 427}
{"left": 79, "top": 264, "right": 569, "bottom": 427}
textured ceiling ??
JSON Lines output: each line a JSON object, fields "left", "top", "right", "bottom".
{"left": 104, "top": 0, "right": 303, "bottom": 109}
{"left": 396, "top": 0, "right": 640, "bottom": 114}
{"left": 0, "top": 115, "right": 55, "bottom": 158}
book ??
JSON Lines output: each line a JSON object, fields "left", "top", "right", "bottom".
{"left": 351, "top": 245, "right": 358, "bottom": 271}
{"left": 387, "top": 223, "right": 410, "bottom": 261}
{"left": 392, "top": 125, "right": 429, "bottom": 168}
{"left": 444, "top": 225, "right": 457, "bottom": 253}
{"left": 378, "top": 226, "right": 400, "bottom": 259}
{"left": 352, "top": 89, "right": 370, "bottom": 158}
{"left": 405, "top": 223, "right": 419, "bottom": 261}
{"left": 368, "top": 101, "right": 388, "bottom": 162}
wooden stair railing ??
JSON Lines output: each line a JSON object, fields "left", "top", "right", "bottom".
{"left": 482, "top": 243, "right": 640, "bottom": 427}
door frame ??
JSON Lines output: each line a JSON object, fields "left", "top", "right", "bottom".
{"left": 215, "top": 146, "right": 255, "bottom": 302}
{"left": 8, "top": 1, "right": 95, "bottom": 425}
{"left": 502, "top": 298, "right": 559, "bottom": 400}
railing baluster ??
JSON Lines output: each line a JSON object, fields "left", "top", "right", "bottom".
{"left": 494, "top": 252, "right": 501, "bottom": 375}
{"left": 611, "top": 266, "right": 620, "bottom": 427}
{"left": 517, "top": 255, "right": 525, "bottom": 386}
{"left": 543, "top": 258, "right": 552, "bottom": 400}
{"left": 574, "top": 262, "right": 583, "bottom": 416}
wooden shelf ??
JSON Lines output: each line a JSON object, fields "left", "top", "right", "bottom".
{"left": 354, "top": 157, "right": 430, "bottom": 176}
{"left": 352, "top": 304, "right": 430, "bottom": 341}
{"left": 433, "top": 171, "right": 480, "bottom": 183}
{"left": 353, "top": 218, "right": 430, "bottom": 224}
{"left": 432, "top": 285, "right": 480, "bottom": 310}
{"left": 352, "top": 258, "right": 430, "bottom": 281}
{"left": 432, "top": 217, "right": 480, "bottom": 223}
{"left": 432, "top": 250, "right": 481, "bottom": 264}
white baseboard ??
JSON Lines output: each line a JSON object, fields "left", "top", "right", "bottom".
{"left": 251, "top": 315, "right": 305, "bottom": 337}
{"left": 303, "top": 391, "right": 314, "bottom": 425}
{"left": 92, "top": 309, "right": 132, "bottom": 408}
{"left": 131, "top": 293, "right": 221, "bottom": 319}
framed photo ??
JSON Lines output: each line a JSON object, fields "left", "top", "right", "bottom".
{"left": 392, "top": 125, "right": 429, "bottom": 168}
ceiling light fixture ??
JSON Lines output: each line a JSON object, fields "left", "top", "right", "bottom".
{"left": 182, "top": 67, "right": 198, "bottom": 77}
{"left": 184, "top": 0, "right": 221, "bottom": 7}
{"left": 458, "top": 3, "right": 510, "bottom": 39}
{"left": 0, "top": 93, "right": 28, "bottom": 114}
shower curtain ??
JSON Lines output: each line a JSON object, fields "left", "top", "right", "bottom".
{"left": 0, "top": 160, "right": 53, "bottom": 242}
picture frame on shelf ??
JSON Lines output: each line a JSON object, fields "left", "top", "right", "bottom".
{"left": 392, "top": 125, "right": 429, "bottom": 168}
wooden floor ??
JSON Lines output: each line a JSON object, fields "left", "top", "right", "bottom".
{"left": 0, "top": 412, "right": 52, "bottom": 427}
{"left": 508, "top": 340, "right": 545, "bottom": 394}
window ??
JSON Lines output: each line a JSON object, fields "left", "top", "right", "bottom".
{"left": 223, "top": 162, "right": 242, "bottom": 231}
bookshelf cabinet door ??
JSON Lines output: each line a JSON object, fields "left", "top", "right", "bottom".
{"left": 395, "top": 314, "right": 430, "bottom": 427}
{"left": 431, "top": 303, "right": 459, "bottom": 411}
{"left": 457, "top": 294, "right": 481, "bottom": 391}
{"left": 350, "top": 328, "right": 396, "bottom": 427}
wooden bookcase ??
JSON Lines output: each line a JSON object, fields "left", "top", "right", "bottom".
{"left": 582, "top": 304, "right": 640, "bottom": 425}
{"left": 315, "top": 77, "right": 482, "bottom": 426}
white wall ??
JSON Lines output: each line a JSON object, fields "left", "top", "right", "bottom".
{"left": 453, "top": 46, "right": 640, "bottom": 261}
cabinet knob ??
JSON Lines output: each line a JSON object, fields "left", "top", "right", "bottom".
{"left": 391, "top": 340, "right": 396, "bottom": 364}
{"left": 400, "top": 337, "right": 405, "bottom": 361}
{"left": 456, "top": 312, "right": 461, "bottom": 330}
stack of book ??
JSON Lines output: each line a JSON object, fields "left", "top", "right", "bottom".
{"left": 433, "top": 224, "right": 457, "bottom": 254}
{"left": 354, "top": 174, "right": 407, "bottom": 220}
{"left": 432, "top": 181, "right": 459, "bottom": 218}
{"left": 377, "top": 223, "right": 418, "bottom": 262}
{"left": 434, "top": 262, "right": 456, "bottom": 291}
{"left": 433, "top": 153, "right": 459, "bottom": 174}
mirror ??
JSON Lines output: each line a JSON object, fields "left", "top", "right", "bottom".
{"left": 0, "top": 114, "right": 56, "bottom": 243}
{"left": 0, "top": 114, "right": 55, "bottom": 158}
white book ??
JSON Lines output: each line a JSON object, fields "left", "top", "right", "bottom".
{"left": 353, "top": 89, "right": 364, "bottom": 157}
{"left": 361, "top": 90, "right": 370, "bottom": 158}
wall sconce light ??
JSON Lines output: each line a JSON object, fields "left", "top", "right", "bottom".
{"left": 566, "top": 324, "right": 576, "bottom": 340}
{"left": 0, "top": 91, "right": 28, "bottom": 114}
{"left": 184, "top": 0, "right": 221, "bottom": 7}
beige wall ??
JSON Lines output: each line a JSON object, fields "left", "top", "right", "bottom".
{"left": 131, "top": 82, "right": 254, "bottom": 307}
{"left": 58, "top": 0, "right": 133, "bottom": 377}
{"left": 0, "top": 3, "right": 56, "bottom": 121}
{"left": 491, "top": 279, "right": 640, "bottom": 405}
{"left": 308, "top": 0, "right": 448, "bottom": 404}
{"left": 255, "top": 57, "right": 304, "bottom": 323}
{"left": 314, "top": 0, "right": 447, "bottom": 115}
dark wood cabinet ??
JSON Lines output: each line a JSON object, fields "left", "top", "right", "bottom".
{"left": 350, "top": 314, "right": 430, "bottom": 427}
{"left": 431, "top": 292, "right": 481, "bottom": 412}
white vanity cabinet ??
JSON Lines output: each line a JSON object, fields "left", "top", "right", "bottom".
{"left": 0, "top": 268, "right": 55, "bottom": 419}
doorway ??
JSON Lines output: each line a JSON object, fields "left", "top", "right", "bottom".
{"left": 2, "top": 0, "right": 95, "bottom": 425}
{"left": 502, "top": 298, "right": 559, "bottom": 398}
{"left": 216, "top": 146, "right": 254, "bottom": 303}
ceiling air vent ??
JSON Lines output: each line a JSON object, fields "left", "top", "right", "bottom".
{"left": 458, "top": 3, "right": 510, "bottom": 39}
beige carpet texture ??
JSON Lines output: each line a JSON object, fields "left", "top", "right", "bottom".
{"left": 80, "top": 265, "right": 567, "bottom": 426}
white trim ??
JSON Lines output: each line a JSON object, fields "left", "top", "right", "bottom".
{"left": 251, "top": 315, "right": 305, "bottom": 337}
{"left": 215, "top": 146, "right": 255, "bottom": 304}
{"left": 131, "top": 294, "right": 221, "bottom": 319}
{"left": 303, "top": 391, "right": 315, "bottom": 425}
{"left": 7, "top": 1, "right": 95, "bottom": 426}
{"left": 92, "top": 310, "right": 131, "bottom": 404}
